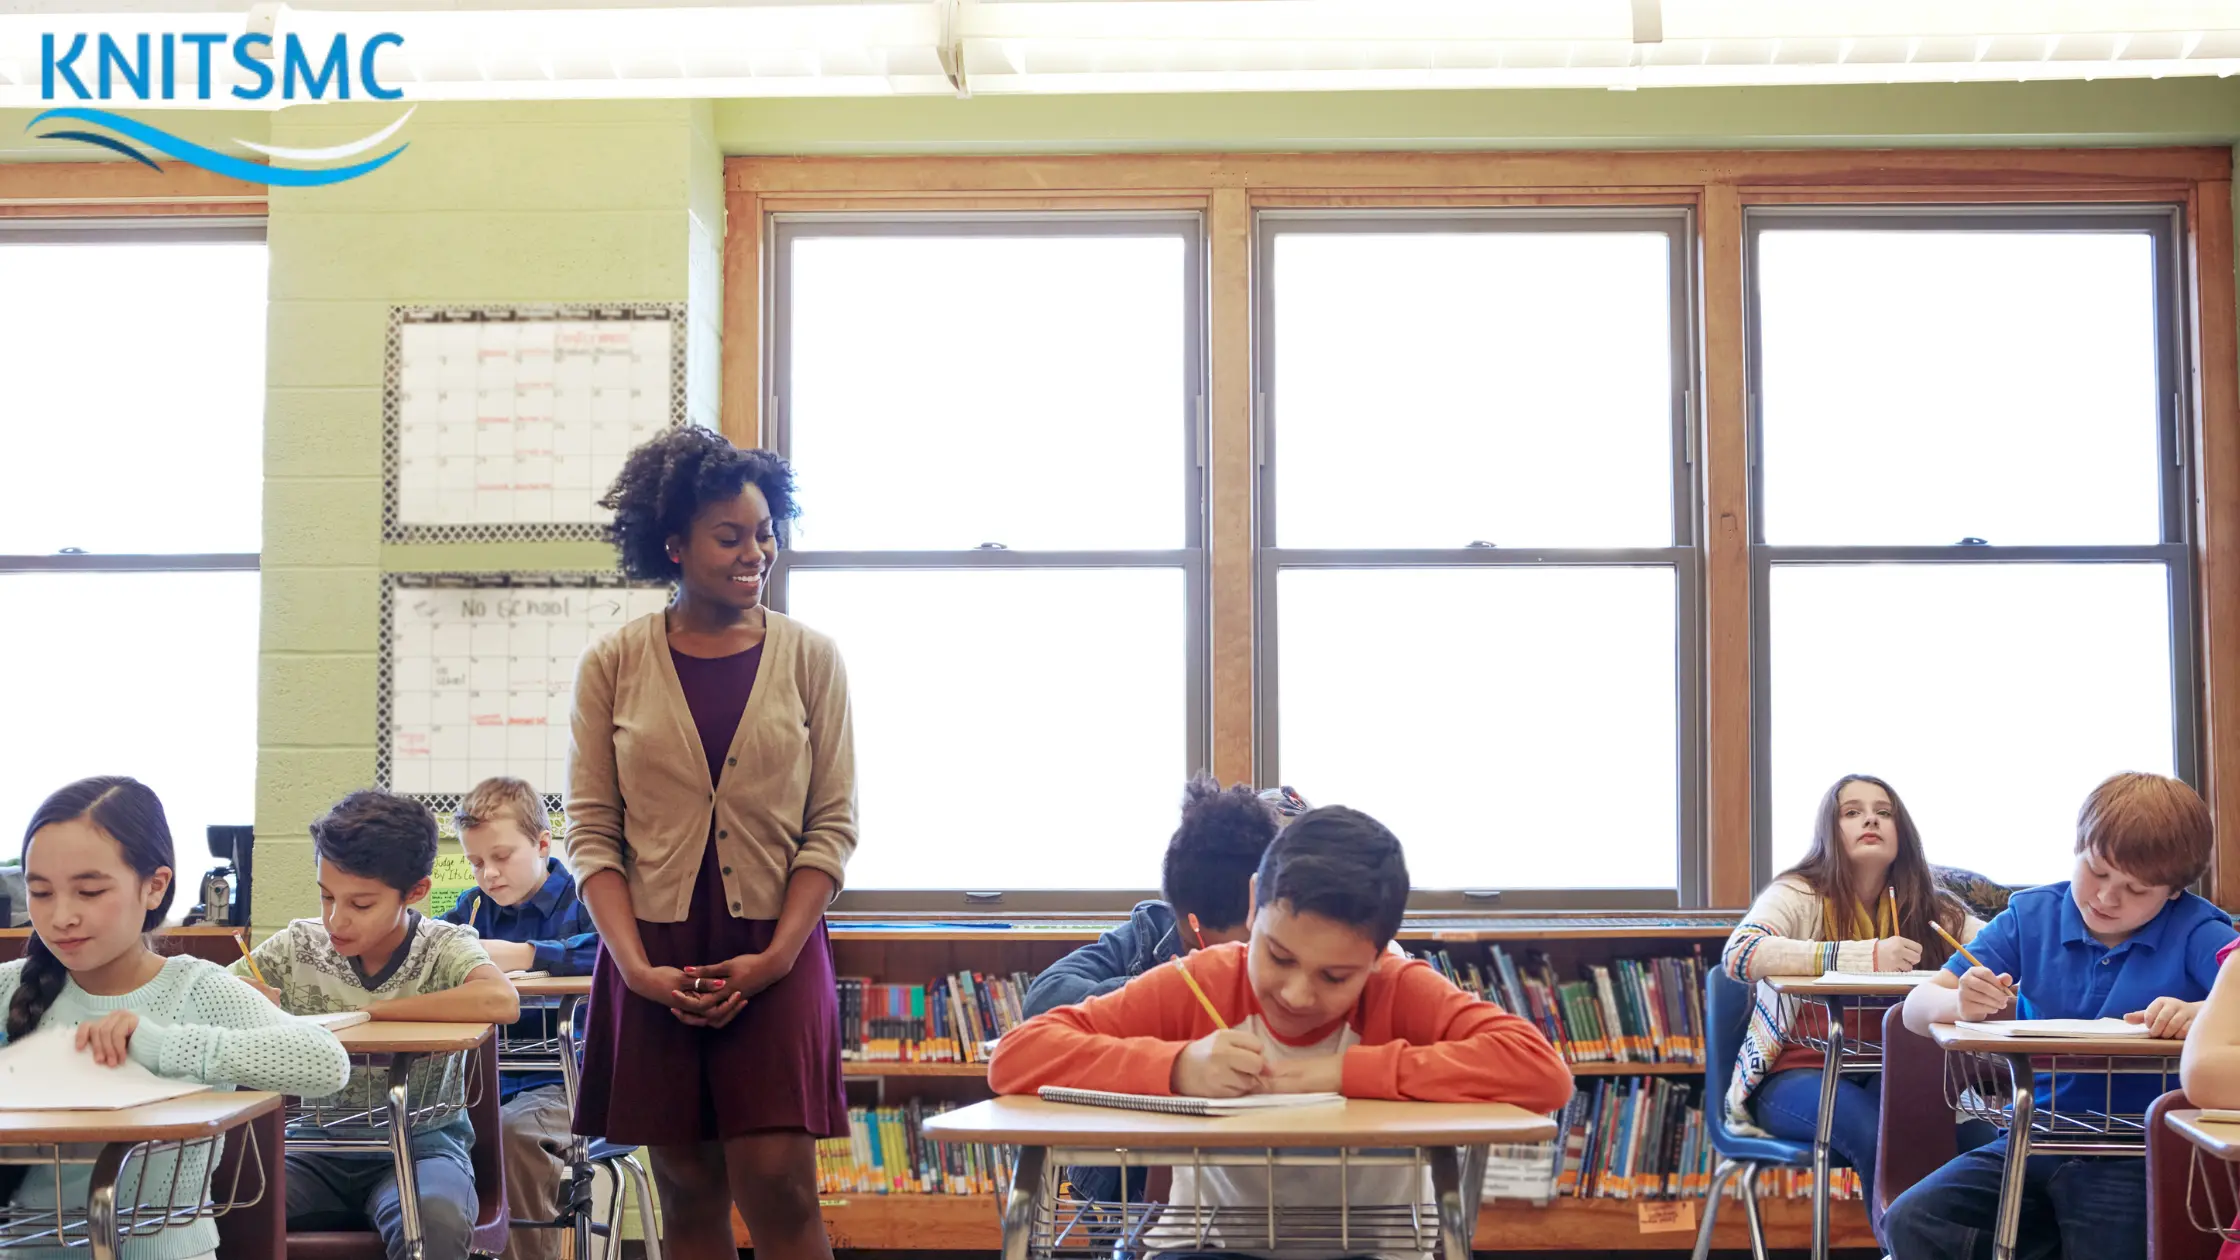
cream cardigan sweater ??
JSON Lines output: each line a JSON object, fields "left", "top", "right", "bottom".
{"left": 566, "top": 608, "right": 857, "bottom": 922}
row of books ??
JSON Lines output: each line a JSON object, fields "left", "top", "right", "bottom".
{"left": 1519, "top": 1077, "right": 1859, "bottom": 1202}
{"left": 837, "top": 971, "right": 1039, "bottom": 1064}
{"left": 1415, "top": 947, "right": 1710, "bottom": 1066}
{"left": 815, "top": 1100, "right": 1014, "bottom": 1197}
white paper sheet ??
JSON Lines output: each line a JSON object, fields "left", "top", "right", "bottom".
{"left": 0, "top": 1028, "right": 210, "bottom": 1111}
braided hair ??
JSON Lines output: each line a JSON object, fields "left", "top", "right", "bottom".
{"left": 0, "top": 778, "right": 177, "bottom": 1197}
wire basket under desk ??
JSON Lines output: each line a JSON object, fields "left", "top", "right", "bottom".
{"left": 0, "top": 1123, "right": 266, "bottom": 1251}
{"left": 1942, "top": 1048, "right": 2179, "bottom": 1152}
{"left": 282, "top": 1047, "right": 481, "bottom": 1146}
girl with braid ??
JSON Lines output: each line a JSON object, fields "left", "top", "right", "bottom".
{"left": 0, "top": 777, "right": 351, "bottom": 1260}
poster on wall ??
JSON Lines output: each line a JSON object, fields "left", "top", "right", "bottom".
{"left": 377, "top": 572, "right": 672, "bottom": 811}
{"left": 383, "top": 303, "right": 686, "bottom": 543}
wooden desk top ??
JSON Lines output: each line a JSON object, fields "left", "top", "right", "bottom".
{"left": 511, "top": 976, "right": 593, "bottom": 998}
{"left": 0, "top": 1090, "right": 280, "bottom": 1144}
{"left": 2167, "top": 1110, "right": 2240, "bottom": 1161}
{"left": 1765, "top": 975, "right": 1929, "bottom": 997}
{"left": 1929, "top": 1023, "right": 2185, "bottom": 1056}
{"left": 337, "top": 1022, "right": 491, "bottom": 1054}
{"left": 921, "top": 1096, "right": 1558, "bottom": 1149}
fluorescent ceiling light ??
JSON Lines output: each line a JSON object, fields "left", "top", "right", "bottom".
{"left": 1, "top": 0, "right": 2239, "bottom": 105}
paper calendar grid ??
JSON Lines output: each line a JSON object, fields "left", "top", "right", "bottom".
{"left": 382, "top": 304, "right": 687, "bottom": 544}
{"left": 377, "top": 573, "right": 672, "bottom": 801}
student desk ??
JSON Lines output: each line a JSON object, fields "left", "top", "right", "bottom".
{"left": 501, "top": 975, "right": 592, "bottom": 1111}
{"left": 0, "top": 1090, "right": 281, "bottom": 1260}
{"left": 288, "top": 1021, "right": 492, "bottom": 1260}
{"left": 1764, "top": 974, "right": 1933, "bottom": 1260}
{"left": 923, "top": 1096, "right": 1556, "bottom": 1260}
{"left": 1931, "top": 1022, "right": 2184, "bottom": 1260}
{"left": 2160, "top": 1108, "right": 2240, "bottom": 1251}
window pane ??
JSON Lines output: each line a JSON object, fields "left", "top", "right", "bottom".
{"left": 1758, "top": 230, "right": 2161, "bottom": 546}
{"left": 787, "top": 233, "right": 1188, "bottom": 551}
{"left": 1769, "top": 563, "right": 2175, "bottom": 885}
{"left": 1272, "top": 230, "right": 1674, "bottom": 549}
{"left": 784, "top": 567, "right": 1186, "bottom": 890}
{"left": 0, "top": 573, "right": 259, "bottom": 895}
{"left": 1277, "top": 566, "right": 1677, "bottom": 889}
{"left": 0, "top": 240, "right": 267, "bottom": 554}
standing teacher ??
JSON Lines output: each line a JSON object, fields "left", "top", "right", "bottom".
{"left": 567, "top": 427, "right": 856, "bottom": 1260}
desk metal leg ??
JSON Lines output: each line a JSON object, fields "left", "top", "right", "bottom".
{"left": 1002, "top": 1146, "right": 1048, "bottom": 1260}
{"left": 1425, "top": 1146, "right": 1473, "bottom": 1260}
{"left": 1809, "top": 996, "right": 1843, "bottom": 1260}
{"left": 86, "top": 1142, "right": 129, "bottom": 1260}
{"left": 386, "top": 1050, "right": 427, "bottom": 1260}
{"left": 1991, "top": 1053, "right": 2033, "bottom": 1260}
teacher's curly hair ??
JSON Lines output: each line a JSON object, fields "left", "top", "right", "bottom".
{"left": 599, "top": 426, "right": 800, "bottom": 581}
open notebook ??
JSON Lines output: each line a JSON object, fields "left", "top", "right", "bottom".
{"left": 0, "top": 1029, "right": 209, "bottom": 1111}
{"left": 301, "top": 1010, "right": 372, "bottom": 1032}
{"left": 1038, "top": 1086, "right": 1345, "bottom": 1117}
{"left": 1953, "top": 1017, "right": 2149, "bottom": 1038}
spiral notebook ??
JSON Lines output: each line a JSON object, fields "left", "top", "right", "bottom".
{"left": 1038, "top": 1086, "right": 1345, "bottom": 1116}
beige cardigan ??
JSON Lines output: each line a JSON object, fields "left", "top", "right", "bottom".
{"left": 565, "top": 609, "right": 857, "bottom": 922}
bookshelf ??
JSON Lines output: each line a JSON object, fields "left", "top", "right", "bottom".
{"left": 761, "top": 912, "right": 1877, "bottom": 1256}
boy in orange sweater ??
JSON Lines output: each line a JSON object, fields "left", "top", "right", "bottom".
{"left": 990, "top": 805, "right": 1572, "bottom": 1240}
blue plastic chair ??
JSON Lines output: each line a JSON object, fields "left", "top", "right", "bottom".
{"left": 1691, "top": 968, "right": 1825, "bottom": 1260}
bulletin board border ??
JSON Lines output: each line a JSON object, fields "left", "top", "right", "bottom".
{"left": 381, "top": 302, "right": 690, "bottom": 544}
{"left": 375, "top": 570, "right": 673, "bottom": 813}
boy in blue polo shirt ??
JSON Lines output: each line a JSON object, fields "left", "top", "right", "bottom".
{"left": 1887, "top": 771, "right": 2236, "bottom": 1260}
{"left": 443, "top": 776, "right": 599, "bottom": 1260}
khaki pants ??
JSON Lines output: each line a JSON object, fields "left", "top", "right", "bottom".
{"left": 500, "top": 1084, "right": 573, "bottom": 1260}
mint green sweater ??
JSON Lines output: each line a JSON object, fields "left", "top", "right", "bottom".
{"left": 0, "top": 953, "right": 353, "bottom": 1260}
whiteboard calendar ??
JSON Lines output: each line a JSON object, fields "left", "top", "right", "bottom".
{"left": 383, "top": 304, "right": 686, "bottom": 544}
{"left": 378, "top": 574, "right": 672, "bottom": 800}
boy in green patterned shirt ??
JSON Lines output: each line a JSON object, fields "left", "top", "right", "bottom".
{"left": 234, "top": 790, "right": 520, "bottom": 1260}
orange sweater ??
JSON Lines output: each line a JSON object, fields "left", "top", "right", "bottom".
{"left": 988, "top": 944, "right": 1575, "bottom": 1112}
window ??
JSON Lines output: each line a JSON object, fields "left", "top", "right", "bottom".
{"left": 1750, "top": 211, "right": 2192, "bottom": 887}
{"left": 1257, "top": 212, "right": 1698, "bottom": 905}
{"left": 0, "top": 223, "right": 267, "bottom": 870}
{"left": 770, "top": 218, "right": 1205, "bottom": 900}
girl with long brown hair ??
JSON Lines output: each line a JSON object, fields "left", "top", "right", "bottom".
{"left": 1721, "top": 774, "right": 1980, "bottom": 1238}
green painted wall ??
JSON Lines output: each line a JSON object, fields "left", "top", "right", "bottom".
{"left": 6, "top": 79, "right": 2239, "bottom": 928}
{"left": 255, "top": 99, "right": 712, "bottom": 931}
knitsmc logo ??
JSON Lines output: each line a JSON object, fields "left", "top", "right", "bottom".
{"left": 30, "top": 30, "right": 411, "bottom": 187}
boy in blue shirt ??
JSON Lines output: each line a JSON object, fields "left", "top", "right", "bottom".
{"left": 443, "top": 776, "right": 599, "bottom": 1260}
{"left": 1888, "top": 772, "right": 2236, "bottom": 1260}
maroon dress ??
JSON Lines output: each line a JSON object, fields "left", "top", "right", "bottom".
{"left": 573, "top": 643, "right": 850, "bottom": 1144}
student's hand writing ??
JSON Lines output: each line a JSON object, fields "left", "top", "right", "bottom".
{"left": 75, "top": 1011, "right": 139, "bottom": 1067}
{"left": 1956, "top": 966, "right": 2016, "bottom": 1021}
{"left": 689, "top": 948, "right": 796, "bottom": 1004}
{"left": 1876, "top": 936, "right": 1924, "bottom": 972}
{"left": 2126, "top": 997, "right": 2202, "bottom": 1039}
{"left": 1261, "top": 1055, "right": 1342, "bottom": 1095}
{"left": 1170, "top": 1028, "right": 1267, "bottom": 1098}
{"left": 245, "top": 980, "right": 283, "bottom": 1007}
{"left": 482, "top": 940, "right": 537, "bottom": 973}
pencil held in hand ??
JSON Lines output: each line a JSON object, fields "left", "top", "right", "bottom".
{"left": 1932, "top": 921, "right": 2019, "bottom": 1003}
{"left": 234, "top": 933, "right": 269, "bottom": 988}
{"left": 1171, "top": 959, "right": 1229, "bottom": 1031}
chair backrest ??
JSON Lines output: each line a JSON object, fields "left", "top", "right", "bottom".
{"left": 1702, "top": 966, "right": 1754, "bottom": 1134}
{"left": 288, "top": 1030, "right": 511, "bottom": 1260}
{"left": 2147, "top": 1088, "right": 2226, "bottom": 1260}
{"left": 1874, "top": 1000, "right": 1958, "bottom": 1215}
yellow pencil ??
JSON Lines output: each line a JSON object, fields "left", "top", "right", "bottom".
{"left": 1884, "top": 887, "right": 1898, "bottom": 933}
{"left": 1931, "top": 921, "right": 2018, "bottom": 999}
{"left": 1170, "top": 959, "right": 1229, "bottom": 1031}
{"left": 234, "top": 932, "right": 269, "bottom": 987}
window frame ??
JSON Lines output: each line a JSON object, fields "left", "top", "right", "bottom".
{"left": 1251, "top": 208, "right": 1706, "bottom": 910}
{"left": 1742, "top": 205, "right": 2200, "bottom": 889}
{"left": 764, "top": 211, "right": 1212, "bottom": 912}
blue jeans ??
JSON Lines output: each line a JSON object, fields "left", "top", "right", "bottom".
{"left": 1752, "top": 1068, "right": 1882, "bottom": 1219}
{"left": 285, "top": 1148, "right": 478, "bottom": 1260}
{"left": 1881, "top": 1134, "right": 2146, "bottom": 1260}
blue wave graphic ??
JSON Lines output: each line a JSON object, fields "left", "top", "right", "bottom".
{"left": 29, "top": 107, "right": 405, "bottom": 187}
{"left": 37, "top": 130, "right": 157, "bottom": 170}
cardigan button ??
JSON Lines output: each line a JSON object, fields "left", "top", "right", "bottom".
{"left": 727, "top": 757, "right": 737, "bottom": 767}
{"left": 722, "top": 866, "right": 732, "bottom": 875}
{"left": 731, "top": 901, "right": 740, "bottom": 913}
{"left": 718, "top": 829, "right": 728, "bottom": 840}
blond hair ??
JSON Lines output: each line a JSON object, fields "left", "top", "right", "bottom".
{"left": 455, "top": 777, "right": 548, "bottom": 841}
{"left": 2074, "top": 771, "right": 2212, "bottom": 890}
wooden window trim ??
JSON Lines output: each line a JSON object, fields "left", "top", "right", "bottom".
{"left": 727, "top": 146, "right": 2240, "bottom": 907}
{"left": 0, "top": 161, "right": 264, "bottom": 217}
